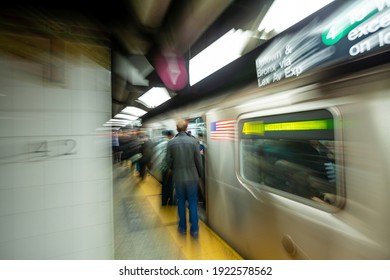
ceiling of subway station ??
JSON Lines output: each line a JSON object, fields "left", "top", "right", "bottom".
{"left": 105, "top": 0, "right": 274, "bottom": 121}
{"left": 2, "top": 0, "right": 276, "bottom": 124}
{"left": 2, "top": 0, "right": 333, "bottom": 126}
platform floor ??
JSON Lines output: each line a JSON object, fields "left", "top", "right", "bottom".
{"left": 113, "top": 165, "right": 243, "bottom": 260}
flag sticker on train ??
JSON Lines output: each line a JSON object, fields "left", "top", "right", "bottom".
{"left": 210, "top": 120, "right": 236, "bottom": 141}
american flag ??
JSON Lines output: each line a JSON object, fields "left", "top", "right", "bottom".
{"left": 210, "top": 119, "right": 236, "bottom": 141}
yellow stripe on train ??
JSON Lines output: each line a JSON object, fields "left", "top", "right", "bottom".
{"left": 242, "top": 119, "right": 332, "bottom": 135}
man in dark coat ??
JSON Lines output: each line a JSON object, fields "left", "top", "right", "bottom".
{"left": 159, "top": 130, "right": 175, "bottom": 205}
{"left": 139, "top": 135, "right": 153, "bottom": 180}
{"left": 166, "top": 119, "right": 203, "bottom": 238}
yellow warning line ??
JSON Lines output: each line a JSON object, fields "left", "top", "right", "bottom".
{"left": 200, "top": 220, "right": 244, "bottom": 260}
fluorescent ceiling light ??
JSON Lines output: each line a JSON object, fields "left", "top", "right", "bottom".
{"left": 258, "top": 0, "right": 334, "bottom": 33}
{"left": 120, "top": 106, "right": 147, "bottom": 117}
{"left": 137, "top": 87, "right": 171, "bottom": 108}
{"left": 189, "top": 28, "right": 253, "bottom": 86}
{"left": 114, "top": 113, "right": 139, "bottom": 121}
{"left": 105, "top": 118, "right": 131, "bottom": 126}
{"left": 104, "top": 123, "right": 129, "bottom": 127}
{"left": 107, "top": 118, "right": 129, "bottom": 123}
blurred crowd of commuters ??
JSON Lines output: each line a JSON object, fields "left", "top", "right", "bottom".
{"left": 112, "top": 119, "right": 204, "bottom": 238}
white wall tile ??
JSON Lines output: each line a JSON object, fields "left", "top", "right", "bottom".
{"left": 44, "top": 159, "right": 73, "bottom": 185}
{"left": 0, "top": 112, "right": 14, "bottom": 138}
{"left": 13, "top": 87, "right": 44, "bottom": 111}
{"left": 45, "top": 183, "right": 73, "bottom": 209}
{"left": 71, "top": 112, "right": 97, "bottom": 135}
{"left": 0, "top": 164, "right": 14, "bottom": 189}
{"left": 45, "top": 231, "right": 74, "bottom": 258}
{"left": 0, "top": 215, "right": 14, "bottom": 243}
{"left": 97, "top": 179, "right": 112, "bottom": 203}
{"left": 13, "top": 186, "right": 45, "bottom": 213}
{"left": 73, "top": 181, "right": 97, "bottom": 205}
{"left": 0, "top": 137, "right": 14, "bottom": 160}
{"left": 0, "top": 85, "right": 14, "bottom": 111}
{"left": 13, "top": 111, "right": 45, "bottom": 137}
{"left": 43, "top": 87, "right": 71, "bottom": 111}
{"left": 14, "top": 235, "right": 48, "bottom": 259}
{"left": 72, "top": 158, "right": 110, "bottom": 182}
{"left": 72, "top": 223, "right": 112, "bottom": 253}
{"left": 13, "top": 211, "right": 47, "bottom": 239}
{"left": 73, "top": 179, "right": 112, "bottom": 205}
{"left": 13, "top": 161, "right": 45, "bottom": 188}
{"left": 96, "top": 90, "right": 111, "bottom": 113}
{"left": 95, "top": 158, "right": 113, "bottom": 181}
{"left": 72, "top": 89, "right": 96, "bottom": 112}
{"left": 0, "top": 241, "right": 15, "bottom": 260}
{"left": 0, "top": 189, "right": 14, "bottom": 216}
{"left": 96, "top": 202, "right": 112, "bottom": 224}
{"left": 72, "top": 180, "right": 111, "bottom": 205}
{"left": 73, "top": 202, "right": 110, "bottom": 228}
{"left": 44, "top": 112, "right": 72, "bottom": 136}
{"left": 71, "top": 158, "right": 89, "bottom": 182}
{"left": 46, "top": 207, "right": 74, "bottom": 233}
{"left": 96, "top": 69, "right": 111, "bottom": 92}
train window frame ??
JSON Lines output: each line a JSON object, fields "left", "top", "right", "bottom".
{"left": 236, "top": 107, "right": 345, "bottom": 212}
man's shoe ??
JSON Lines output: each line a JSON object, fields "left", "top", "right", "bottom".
{"left": 190, "top": 231, "right": 199, "bottom": 238}
{"left": 177, "top": 227, "right": 186, "bottom": 235}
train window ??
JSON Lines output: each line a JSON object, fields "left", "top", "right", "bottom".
{"left": 238, "top": 109, "right": 343, "bottom": 209}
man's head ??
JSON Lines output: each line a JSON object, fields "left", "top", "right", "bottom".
{"left": 176, "top": 119, "right": 188, "bottom": 132}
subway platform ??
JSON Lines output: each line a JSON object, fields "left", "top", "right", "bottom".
{"left": 113, "top": 164, "right": 243, "bottom": 260}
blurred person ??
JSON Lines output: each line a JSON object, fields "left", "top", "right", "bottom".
{"left": 112, "top": 131, "right": 122, "bottom": 164}
{"left": 138, "top": 134, "right": 153, "bottom": 180}
{"left": 198, "top": 131, "right": 206, "bottom": 205}
{"left": 166, "top": 119, "right": 203, "bottom": 238}
{"left": 158, "top": 130, "right": 176, "bottom": 205}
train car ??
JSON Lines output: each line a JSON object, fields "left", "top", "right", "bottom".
{"left": 143, "top": 0, "right": 390, "bottom": 259}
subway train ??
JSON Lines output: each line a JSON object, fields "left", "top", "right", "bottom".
{"left": 144, "top": 0, "right": 390, "bottom": 259}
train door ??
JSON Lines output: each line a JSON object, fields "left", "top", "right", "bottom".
{"left": 186, "top": 117, "right": 207, "bottom": 221}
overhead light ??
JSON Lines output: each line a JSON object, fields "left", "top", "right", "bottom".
{"left": 104, "top": 123, "right": 128, "bottom": 127}
{"left": 189, "top": 28, "right": 253, "bottom": 86}
{"left": 107, "top": 118, "right": 129, "bottom": 123}
{"left": 120, "top": 106, "right": 147, "bottom": 117}
{"left": 114, "top": 114, "right": 138, "bottom": 121}
{"left": 258, "top": 0, "right": 334, "bottom": 34}
{"left": 136, "top": 87, "right": 171, "bottom": 108}
{"left": 102, "top": 112, "right": 139, "bottom": 130}
{"left": 104, "top": 118, "right": 131, "bottom": 127}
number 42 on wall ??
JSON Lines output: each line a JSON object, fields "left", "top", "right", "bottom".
{"left": 29, "top": 139, "right": 77, "bottom": 160}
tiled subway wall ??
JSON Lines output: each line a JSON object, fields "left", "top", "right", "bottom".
{"left": 0, "top": 37, "right": 114, "bottom": 259}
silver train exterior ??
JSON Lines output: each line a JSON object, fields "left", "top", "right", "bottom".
{"left": 144, "top": 1, "right": 390, "bottom": 259}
